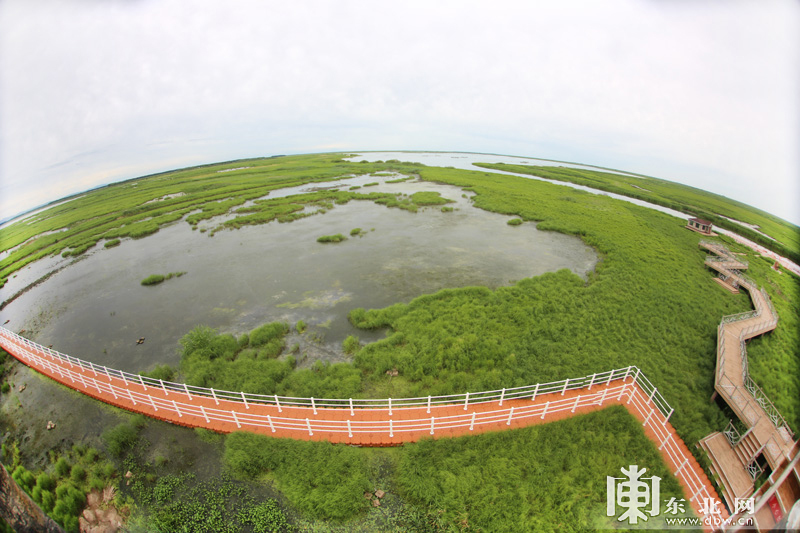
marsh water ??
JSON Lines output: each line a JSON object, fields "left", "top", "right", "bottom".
{"left": 0, "top": 175, "right": 597, "bottom": 375}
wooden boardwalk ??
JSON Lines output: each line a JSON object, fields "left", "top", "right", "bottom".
{"left": 698, "top": 240, "right": 797, "bottom": 520}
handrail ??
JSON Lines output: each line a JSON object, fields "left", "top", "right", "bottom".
{"left": 703, "top": 240, "right": 795, "bottom": 440}
{"left": 0, "top": 327, "right": 656, "bottom": 413}
{"left": 0, "top": 328, "right": 723, "bottom": 514}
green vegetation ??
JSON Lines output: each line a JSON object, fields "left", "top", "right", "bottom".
{"left": 102, "top": 416, "right": 146, "bottom": 457}
{"left": 363, "top": 182, "right": 379, "bottom": 187}
{"left": 317, "top": 233, "right": 347, "bottom": 243}
{"left": 225, "top": 432, "right": 370, "bottom": 521}
{"left": 507, "top": 218, "right": 523, "bottom": 226}
{"left": 296, "top": 319, "right": 307, "bottom": 333}
{"left": 4, "top": 153, "right": 799, "bottom": 530}
{"left": 1, "top": 440, "right": 118, "bottom": 533}
{"left": 104, "top": 238, "right": 121, "bottom": 248}
{"left": 140, "top": 271, "right": 186, "bottom": 286}
{"left": 386, "top": 176, "right": 415, "bottom": 184}
{"left": 475, "top": 162, "right": 800, "bottom": 264}
{"left": 342, "top": 335, "right": 361, "bottom": 355}
{"left": 0, "top": 154, "right": 426, "bottom": 282}
{"left": 140, "top": 274, "right": 165, "bottom": 286}
{"left": 409, "top": 191, "right": 453, "bottom": 206}
{"left": 129, "top": 472, "right": 290, "bottom": 533}
{"left": 348, "top": 185, "right": 361, "bottom": 190}
{"left": 350, "top": 227, "right": 363, "bottom": 236}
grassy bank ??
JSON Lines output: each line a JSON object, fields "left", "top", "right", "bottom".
{"left": 474, "top": 162, "right": 800, "bottom": 264}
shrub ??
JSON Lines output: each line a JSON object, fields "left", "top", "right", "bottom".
{"left": 69, "top": 465, "right": 86, "bottom": 483}
{"left": 54, "top": 457, "right": 70, "bottom": 477}
{"left": 102, "top": 421, "right": 139, "bottom": 457}
{"left": 143, "top": 364, "right": 175, "bottom": 381}
{"left": 296, "top": 320, "right": 307, "bottom": 333}
{"left": 36, "top": 473, "right": 56, "bottom": 492}
{"left": 250, "top": 322, "right": 289, "bottom": 347}
{"left": 342, "top": 335, "right": 360, "bottom": 355}
{"left": 1, "top": 383, "right": 9, "bottom": 394}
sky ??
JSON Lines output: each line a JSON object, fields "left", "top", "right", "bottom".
{"left": 1, "top": 0, "right": 799, "bottom": 226}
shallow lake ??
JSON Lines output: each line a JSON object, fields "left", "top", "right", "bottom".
{"left": 0, "top": 175, "right": 598, "bottom": 374}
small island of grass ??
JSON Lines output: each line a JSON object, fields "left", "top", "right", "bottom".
{"left": 316, "top": 234, "right": 347, "bottom": 243}
{"left": 140, "top": 271, "right": 187, "bottom": 286}
{"left": 507, "top": 218, "right": 523, "bottom": 226}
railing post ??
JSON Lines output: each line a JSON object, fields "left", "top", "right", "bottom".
{"left": 201, "top": 405, "right": 209, "bottom": 424}
{"left": 665, "top": 408, "right": 674, "bottom": 424}
{"left": 347, "top": 419, "right": 352, "bottom": 438}
{"left": 606, "top": 371, "right": 613, "bottom": 386}
{"left": 600, "top": 387, "right": 608, "bottom": 405}
{"left": 499, "top": 388, "right": 505, "bottom": 406}
{"left": 127, "top": 389, "right": 136, "bottom": 406}
{"left": 389, "top": 398, "right": 392, "bottom": 416}
{"left": 274, "top": 394, "right": 280, "bottom": 412}
{"left": 647, "top": 387, "right": 657, "bottom": 405}
{"left": 268, "top": 414, "right": 275, "bottom": 433}
{"left": 89, "top": 361, "right": 97, "bottom": 377}
{"left": 531, "top": 383, "right": 539, "bottom": 402}
{"left": 430, "top": 417, "right": 435, "bottom": 435}
{"left": 149, "top": 395, "right": 158, "bottom": 412}
{"left": 305, "top": 418, "right": 313, "bottom": 435}
{"left": 659, "top": 434, "right": 670, "bottom": 451}
{"left": 349, "top": 398, "right": 354, "bottom": 417}
{"left": 120, "top": 371, "right": 128, "bottom": 387}
{"left": 233, "top": 411, "right": 241, "bottom": 429}
{"left": 643, "top": 408, "right": 653, "bottom": 426}
{"left": 160, "top": 379, "right": 168, "bottom": 396}
{"left": 588, "top": 373, "right": 596, "bottom": 390}
{"left": 184, "top": 383, "right": 192, "bottom": 400}
{"left": 427, "top": 396, "right": 431, "bottom": 414}
{"left": 507, "top": 406, "right": 515, "bottom": 425}
{"left": 311, "top": 397, "right": 316, "bottom": 415}
{"left": 173, "top": 399, "right": 182, "bottom": 418}
{"left": 140, "top": 375, "right": 147, "bottom": 391}
{"left": 211, "top": 388, "right": 219, "bottom": 405}
{"left": 540, "top": 401, "right": 549, "bottom": 420}
{"left": 623, "top": 366, "right": 631, "bottom": 381}
{"left": 571, "top": 395, "right": 579, "bottom": 413}
{"left": 464, "top": 392, "right": 469, "bottom": 411}
{"left": 109, "top": 384, "right": 118, "bottom": 400}
{"left": 389, "top": 419, "right": 393, "bottom": 438}
{"left": 627, "top": 384, "right": 635, "bottom": 405}
{"left": 562, "top": 378, "right": 569, "bottom": 396}
{"left": 470, "top": 412, "right": 476, "bottom": 431}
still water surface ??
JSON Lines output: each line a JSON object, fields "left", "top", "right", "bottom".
{"left": 0, "top": 176, "right": 597, "bottom": 373}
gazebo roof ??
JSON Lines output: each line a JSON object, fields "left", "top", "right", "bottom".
{"left": 689, "top": 217, "right": 712, "bottom": 226}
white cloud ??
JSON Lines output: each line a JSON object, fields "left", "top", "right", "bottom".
{"left": 1, "top": 0, "right": 798, "bottom": 225}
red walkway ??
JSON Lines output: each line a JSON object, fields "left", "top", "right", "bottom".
{"left": 0, "top": 327, "right": 723, "bottom": 525}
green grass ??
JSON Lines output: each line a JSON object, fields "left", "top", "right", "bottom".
{"left": 350, "top": 228, "right": 363, "bottom": 236}
{"left": 475, "top": 162, "right": 800, "bottom": 264}
{"left": 317, "top": 233, "right": 347, "bottom": 243}
{"left": 507, "top": 218, "right": 522, "bottom": 226}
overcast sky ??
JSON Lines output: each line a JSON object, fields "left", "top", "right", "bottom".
{"left": 1, "top": 0, "right": 798, "bottom": 226}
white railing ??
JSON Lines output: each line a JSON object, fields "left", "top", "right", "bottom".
{"left": 0, "top": 326, "right": 637, "bottom": 412}
{"left": 0, "top": 327, "right": 721, "bottom": 511}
